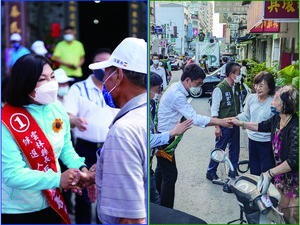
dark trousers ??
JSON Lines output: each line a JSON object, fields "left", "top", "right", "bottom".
{"left": 155, "top": 154, "right": 178, "bottom": 209}
{"left": 2, "top": 207, "right": 61, "bottom": 224}
{"left": 207, "top": 125, "right": 240, "bottom": 175}
{"left": 248, "top": 138, "right": 275, "bottom": 176}
{"left": 150, "top": 168, "right": 161, "bottom": 204}
{"left": 74, "top": 139, "right": 99, "bottom": 224}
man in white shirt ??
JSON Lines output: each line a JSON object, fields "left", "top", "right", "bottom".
{"left": 220, "top": 57, "right": 228, "bottom": 81}
{"left": 64, "top": 48, "right": 118, "bottom": 224}
{"left": 88, "top": 37, "right": 147, "bottom": 224}
{"left": 155, "top": 63, "right": 232, "bottom": 209}
{"left": 150, "top": 53, "right": 167, "bottom": 89}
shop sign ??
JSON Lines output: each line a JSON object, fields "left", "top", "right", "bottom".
{"left": 250, "top": 20, "right": 280, "bottom": 33}
{"left": 265, "top": 1, "right": 299, "bottom": 19}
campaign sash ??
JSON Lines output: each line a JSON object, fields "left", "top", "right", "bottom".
{"left": 153, "top": 82, "right": 186, "bottom": 162}
{"left": 2, "top": 104, "right": 71, "bottom": 224}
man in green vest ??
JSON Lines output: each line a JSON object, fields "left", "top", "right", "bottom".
{"left": 206, "top": 62, "right": 242, "bottom": 182}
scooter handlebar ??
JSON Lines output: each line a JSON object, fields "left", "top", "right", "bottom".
{"left": 257, "top": 173, "right": 271, "bottom": 195}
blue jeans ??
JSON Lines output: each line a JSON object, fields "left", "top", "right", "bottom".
{"left": 248, "top": 138, "right": 275, "bottom": 176}
{"left": 207, "top": 125, "right": 240, "bottom": 176}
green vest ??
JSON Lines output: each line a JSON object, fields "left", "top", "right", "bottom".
{"left": 217, "top": 80, "right": 240, "bottom": 119}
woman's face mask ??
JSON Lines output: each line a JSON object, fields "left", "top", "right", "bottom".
{"left": 29, "top": 81, "right": 58, "bottom": 105}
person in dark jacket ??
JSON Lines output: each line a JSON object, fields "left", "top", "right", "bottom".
{"left": 231, "top": 85, "right": 298, "bottom": 223}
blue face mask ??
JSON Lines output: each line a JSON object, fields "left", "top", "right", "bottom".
{"left": 102, "top": 70, "right": 120, "bottom": 108}
{"left": 13, "top": 42, "right": 20, "bottom": 49}
{"left": 94, "top": 69, "right": 105, "bottom": 82}
{"left": 270, "top": 105, "right": 280, "bottom": 115}
{"left": 102, "top": 83, "right": 117, "bottom": 108}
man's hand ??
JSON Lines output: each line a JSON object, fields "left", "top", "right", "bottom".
{"left": 215, "top": 126, "right": 222, "bottom": 139}
{"left": 87, "top": 184, "right": 97, "bottom": 203}
{"left": 72, "top": 117, "right": 88, "bottom": 131}
{"left": 169, "top": 119, "right": 193, "bottom": 138}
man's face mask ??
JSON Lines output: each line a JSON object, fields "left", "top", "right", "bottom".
{"left": 94, "top": 69, "right": 105, "bottom": 82}
{"left": 102, "top": 70, "right": 123, "bottom": 108}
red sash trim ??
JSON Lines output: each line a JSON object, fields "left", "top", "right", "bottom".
{"left": 2, "top": 104, "right": 71, "bottom": 224}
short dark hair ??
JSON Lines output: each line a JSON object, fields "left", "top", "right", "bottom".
{"left": 253, "top": 71, "right": 275, "bottom": 95}
{"left": 181, "top": 63, "right": 206, "bottom": 82}
{"left": 64, "top": 26, "right": 74, "bottom": 31}
{"left": 4, "top": 54, "right": 52, "bottom": 107}
{"left": 152, "top": 53, "right": 159, "bottom": 59}
{"left": 202, "top": 55, "right": 207, "bottom": 59}
{"left": 91, "top": 48, "right": 112, "bottom": 62}
{"left": 278, "top": 85, "right": 299, "bottom": 114}
{"left": 108, "top": 66, "right": 147, "bottom": 89}
{"left": 222, "top": 57, "right": 228, "bottom": 63}
{"left": 150, "top": 72, "right": 163, "bottom": 88}
{"left": 225, "top": 62, "right": 241, "bottom": 77}
{"left": 242, "top": 60, "right": 247, "bottom": 66}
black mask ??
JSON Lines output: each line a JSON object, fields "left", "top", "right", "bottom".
{"left": 94, "top": 69, "right": 105, "bottom": 81}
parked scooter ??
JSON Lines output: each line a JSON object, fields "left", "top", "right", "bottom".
{"left": 210, "top": 148, "right": 286, "bottom": 224}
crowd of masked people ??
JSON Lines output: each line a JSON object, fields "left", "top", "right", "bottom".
{"left": 150, "top": 57, "right": 298, "bottom": 224}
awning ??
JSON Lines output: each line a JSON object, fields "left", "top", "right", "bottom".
{"left": 236, "top": 34, "right": 251, "bottom": 44}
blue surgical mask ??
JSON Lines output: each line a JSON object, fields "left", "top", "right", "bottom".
{"left": 102, "top": 70, "right": 120, "bottom": 108}
{"left": 94, "top": 69, "right": 105, "bottom": 82}
{"left": 270, "top": 105, "right": 280, "bottom": 115}
{"left": 13, "top": 42, "right": 20, "bottom": 49}
{"left": 102, "top": 83, "right": 117, "bottom": 108}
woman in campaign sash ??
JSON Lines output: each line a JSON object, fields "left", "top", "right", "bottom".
{"left": 1, "top": 54, "right": 87, "bottom": 224}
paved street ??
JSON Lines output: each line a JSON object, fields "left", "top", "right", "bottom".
{"left": 152, "top": 69, "right": 250, "bottom": 224}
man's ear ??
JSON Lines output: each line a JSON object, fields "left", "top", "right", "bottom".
{"left": 115, "top": 68, "right": 124, "bottom": 83}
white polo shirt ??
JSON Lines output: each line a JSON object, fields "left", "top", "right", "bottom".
{"left": 64, "top": 75, "right": 119, "bottom": 143}
{"left": 150, "top": 65, "right": 167, "bottom": 89}
{"left": 157, "top": 81, "right": 211, "bottom": 133}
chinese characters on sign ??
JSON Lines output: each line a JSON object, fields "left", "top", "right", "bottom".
{"left": 250, "top": 20, "right": 280, "bottom": 33}
{"left": 265, "top": 1, "right": 299, "bottom": 19}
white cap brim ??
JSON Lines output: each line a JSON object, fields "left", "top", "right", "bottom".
{"left": 89, "top": 59, "right": 112, "bottom": 70}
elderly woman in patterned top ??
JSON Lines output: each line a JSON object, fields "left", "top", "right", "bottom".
{"left": 231, "top": 85, "right": 298, "bottom": 223}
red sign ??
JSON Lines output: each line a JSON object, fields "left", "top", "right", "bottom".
{"left": 250, "top": 20, "right": 280, "bottom": 33}
{"left": 264, "top": 1, "right": 299, "bottom": 19}
{"left": 51, "top": 23, "right": 61, "bottom": 38}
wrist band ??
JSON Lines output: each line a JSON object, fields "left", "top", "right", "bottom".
{"left": 242, "top": 121, "right": 245, "bottom": 128}
{"left": 268, "top": 169, "right": 274, "bottom": 178}
{"left": 79, "top": 165, "right": 87, "bottom": 172}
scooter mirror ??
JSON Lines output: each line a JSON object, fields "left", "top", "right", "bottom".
{"left": 210, "top": 149, "right": 226, "bottom": 162}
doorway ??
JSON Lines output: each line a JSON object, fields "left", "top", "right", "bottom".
{"left": 78, "top": 1, "right": 129, "bottom": 79}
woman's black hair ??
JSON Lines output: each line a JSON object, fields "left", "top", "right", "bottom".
{"left": 253, "top": 71, "right": 276, "bottom": 95}
{"left": 3, "top": 54, "right": 52, "bottom": 107}
{"left": 181, "top": 63, "right": 206, "bottom": 81}
{"left": 278, "top": 85, "right": 299, "bottom": 115}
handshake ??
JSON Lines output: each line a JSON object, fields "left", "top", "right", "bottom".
{"left": 217, "top": 117, "right": 241, "bottom": 128}
{"left": 60, "top": 163, "right": 98, "bottom": 202}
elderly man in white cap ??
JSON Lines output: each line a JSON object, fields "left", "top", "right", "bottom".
{"left": 54, "top": 68, "right": 74, "bottom": 105}
{"left": 8, "top": 33, "right": 30, "bottom": 75}
{"left": 73, "top": 37, "right": 147, "bottom": 224}
{"left": 31, "top": 40, "right": 48, "bottom": 56}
